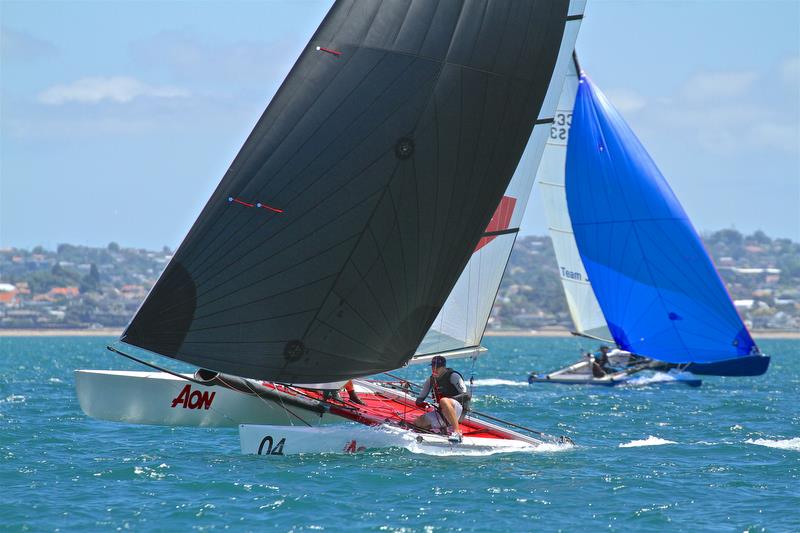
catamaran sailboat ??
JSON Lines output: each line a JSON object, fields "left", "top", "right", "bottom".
{"left": 530, "top": 54, "right": 769, "bottom": 387}
{"left": 76, "top": 0, "right": 586, "bottom": 455}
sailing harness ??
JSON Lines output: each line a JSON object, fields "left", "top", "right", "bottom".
{"left": 429, "top": 368, "right": 471, "bottom": 423}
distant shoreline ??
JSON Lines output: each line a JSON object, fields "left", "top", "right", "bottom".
{"left": 1, "top": 328, "right": 798, "bottom": 339}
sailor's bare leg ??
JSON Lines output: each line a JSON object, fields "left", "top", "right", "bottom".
{"left": 439, "top": 398, "right": 461, "bottom": 435}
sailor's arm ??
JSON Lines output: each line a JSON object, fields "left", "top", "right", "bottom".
{"left": 415, "top": 378, "right": 432, "bottom": 406}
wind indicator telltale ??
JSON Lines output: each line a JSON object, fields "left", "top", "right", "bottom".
{"left": 227, "top": 196, "right": 284, "bottom": 213}
{"left": 316, "top": 46, "right": 341, "bottom": 56}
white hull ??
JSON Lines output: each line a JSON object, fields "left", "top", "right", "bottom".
{"left": 239, "top": 424, "right": 543, "bottom": 456}
{"left": 75, "top": 370, "right": 343, "bottom": 427}
{"left": 529, "top": 358, "right": 702, "bottom": 387}
{"left": 77, "top": 370, "right": 572, "bottom": 454}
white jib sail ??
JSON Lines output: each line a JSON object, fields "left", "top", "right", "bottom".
{"left": 413, "top": 3, "right": 588, "bottom": 362}
{"left": 536, "top": 53, "right": 613, "bottom": 343}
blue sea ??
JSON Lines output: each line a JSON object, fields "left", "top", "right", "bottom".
{"left": 1, "top": 336, "right": 798, "bottom": 531}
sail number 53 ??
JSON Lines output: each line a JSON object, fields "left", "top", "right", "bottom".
{"left": 550, "top": 112, "right": 572, "bottom": 143}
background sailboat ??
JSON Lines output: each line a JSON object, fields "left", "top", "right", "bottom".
{"left": 534, "top": 54, "right": 769, "bottom": 383}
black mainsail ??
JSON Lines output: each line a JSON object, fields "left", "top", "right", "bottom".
{"left": 123, "top": 0, "right": 578, "bottom": 382}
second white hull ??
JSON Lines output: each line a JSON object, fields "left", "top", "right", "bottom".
{"left": 239, "top": 424, "right": 546, "bottom": 456}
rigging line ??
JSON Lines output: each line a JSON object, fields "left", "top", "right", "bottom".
{"left": 429, "top": 375, "right": 448, "bottom": 432}
{"left": 366, "top": 388, "right": 441, "bottom": 436}
{"left": 242, "top": 381, "right": 315, "bottom": 428}
{"left": 105, "top": 345, "right": 255, "bottom": 426}
{"left": 106, "top": 345, "right": 206, "bottom": 385}
{"left": 283, "top": 385, "right": 358, "bottom": 413}
{"left": 382, "top": 372, "right": 421, "bottom": 391}
{"left": 209, "top": 374, "right": 282, "bottom": 426}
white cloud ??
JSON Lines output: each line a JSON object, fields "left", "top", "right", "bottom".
{"left": 680, "top": 70, "right": 758, "bottom": 103}
{"left": 604, "top": 88, "right": 646, "bottom": 113}
{"left": 38, "top": 76, "right": 190, "bottom": 105}
{"left": 632, "top": 65, "right": 799, "bottom": 156}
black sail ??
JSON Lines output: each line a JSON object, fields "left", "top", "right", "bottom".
{"left": 123, "top": 0, "right": 572, "bottom": 382}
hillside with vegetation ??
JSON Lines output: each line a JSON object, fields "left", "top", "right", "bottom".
{"left": 489, "top": 229, "right": 799, "bottom": 332}
{"left": 1, "top": 230, "right": 798, "bottom": 332}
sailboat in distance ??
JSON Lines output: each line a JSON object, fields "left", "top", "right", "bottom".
{"left": 532, "top": 53, "right": 769, "bottom": 386}
{"left": 77, "top": 0, "right": 587, "bottom": 453}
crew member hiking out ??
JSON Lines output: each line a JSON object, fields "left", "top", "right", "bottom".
{"left": 414, "top": 355, "right": 471, "bottom": 444}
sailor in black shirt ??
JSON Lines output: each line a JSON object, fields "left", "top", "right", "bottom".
{"left": 414, "top": 356, "right": 470, "bottom": 443}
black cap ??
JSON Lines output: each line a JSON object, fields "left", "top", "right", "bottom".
{"left": 431, "top": 355, "right": 446, "bottom": 368}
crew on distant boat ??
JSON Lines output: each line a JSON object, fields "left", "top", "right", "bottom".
{"left": 587, "top": 351, "right": 606, "bottom": 378}
{"left": 595, "top": 346, "right": 612, "bottom": 372}
{"left": 414, "top": 356, "right": 471, "bottom": 443}
{"left": 583, "top": 346, "right": 610, "bottom": 377}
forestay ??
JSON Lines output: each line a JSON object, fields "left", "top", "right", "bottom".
{"left": 565, "top": 75, "right": 758, "bottom": 363}
{"left": 415, "top": 2, "right": 586, "bottom": 360}
{"left": 536, "top": 53, "right": 612, "bottom": 343}
{"left": 121, "top": 0, "right": 579, "bottom": 382}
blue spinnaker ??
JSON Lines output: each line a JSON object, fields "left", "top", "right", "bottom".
{"left": 565, "top": 75, "right": 756, "bottom": 364}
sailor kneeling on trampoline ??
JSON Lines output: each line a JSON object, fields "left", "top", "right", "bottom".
{"left": 414, "top": 355, "right": 471, "bottom": 443}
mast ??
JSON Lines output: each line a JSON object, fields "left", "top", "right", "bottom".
{"left": 536, "top": 51, "right": 614, "bottom": 343}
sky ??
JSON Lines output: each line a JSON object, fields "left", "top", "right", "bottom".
{"left": 1, "top": 0, "right": 798, "bottom": 251}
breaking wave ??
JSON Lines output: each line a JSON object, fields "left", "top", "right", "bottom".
{"left": 382, "top": 425, "right": 573, "bottom": 457}
{"left": 745, "top": 438, "right": 800, "bottom": 451}
{"left": 405, "top": 439, "right": 572, "bottom": 457}
{"left": 623, "top": 371, "right": 697, "bottom": 387}
{"left": 619, "top": 436, "right": 677, "bottom": 448}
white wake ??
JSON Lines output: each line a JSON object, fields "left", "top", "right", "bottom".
{"left": 619, "top": 436, "right": 677, "bottom": 448}
{"left": 378, "top": 426, "right": 573, "bottom": 457}
{"left": 745, "top": 437, "right": 800, "bottom": 451}
{"left": 470, "top": 379, "right": 529, "bottom": 387}
{"left": 623, "top": 371, "right": 696, "bottom": 387}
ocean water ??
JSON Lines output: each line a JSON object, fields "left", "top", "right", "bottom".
{"left": 1, "top": 336, "right": 798, "bottom": 531}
